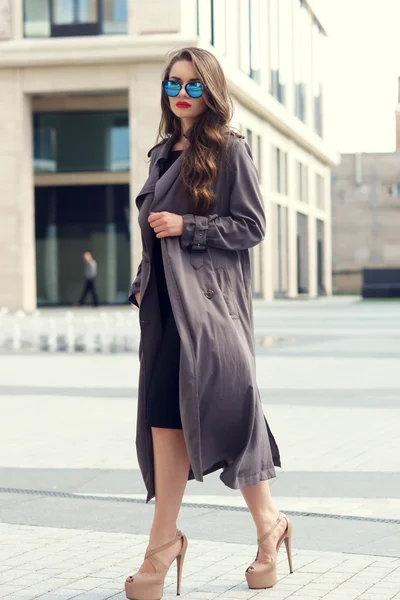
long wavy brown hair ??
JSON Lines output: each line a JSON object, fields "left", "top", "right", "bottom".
{"left": 158, "top": 47, "right": 234, "bottom": 213}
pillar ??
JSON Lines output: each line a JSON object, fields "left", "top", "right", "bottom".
{"left": 11, "top": 0, "right": 24, "bottom": 40}
{"left": 0, "top": 71, "right": 36, "bottom": 311}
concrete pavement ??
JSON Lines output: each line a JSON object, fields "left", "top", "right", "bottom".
{"left": 0, "top": 297, "right": 399, "bottom": 598}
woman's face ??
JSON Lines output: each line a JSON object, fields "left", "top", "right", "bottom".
{"left": 166, "top": 60, "right": 208, "bottom": 124}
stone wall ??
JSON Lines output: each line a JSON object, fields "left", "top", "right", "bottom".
{"left": 332, "top": 152, "right": 400, "bottom": 294}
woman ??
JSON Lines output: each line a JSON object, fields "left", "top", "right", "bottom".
{"left": 126, "top": 47, "right": 293, "bottom": 600}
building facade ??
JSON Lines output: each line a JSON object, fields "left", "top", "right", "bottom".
{"left": 332, "top": 152, "right": 400, "bottom": 294}
{"left": 0, "top": 0, "right": 337, "bottom": 311}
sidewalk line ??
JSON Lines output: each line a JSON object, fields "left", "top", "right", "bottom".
{"left": 1, "top": 487, "right": 400, "bottom": 525}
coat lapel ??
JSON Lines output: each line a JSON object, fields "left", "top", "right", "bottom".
{"left": 151, "top": 154, "right": 183, "bottom": 211}
{"left": 135, "top": 131, "right": 181, "bottom": 210}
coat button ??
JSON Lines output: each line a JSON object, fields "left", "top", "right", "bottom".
{"left": 204, "top": 289, "right": 214, "bottom": 299}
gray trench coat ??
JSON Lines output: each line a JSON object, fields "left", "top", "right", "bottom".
{"left": 129, "top": 128, "right": 281, "bottom": 502}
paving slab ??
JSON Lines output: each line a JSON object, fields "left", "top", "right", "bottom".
{"left": 0, "top": 523, "right": 399, "bottom": 600}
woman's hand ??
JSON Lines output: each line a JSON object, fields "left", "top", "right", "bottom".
{"left": 135, "top": 292, "right": 141, "bottom": 307}
{"left": 148, "top": 212, "right": 184, "bottom": 238}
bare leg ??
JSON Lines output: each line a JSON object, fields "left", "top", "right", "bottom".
{"left": 137, "top": 427, "right": 190, "bottom": 574}
{"left": 241, "top": 481, "right": 287, "bottom": 565}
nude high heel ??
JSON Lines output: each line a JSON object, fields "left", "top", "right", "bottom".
{"left": 125, "top": 530, "right": 188, "bottom": 600}
{"left": 245, "top": 512, "right": 293, "bottom": 589}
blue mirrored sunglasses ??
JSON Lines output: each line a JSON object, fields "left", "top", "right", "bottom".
{"left": 162, "top": 80, "right": 204, "bottom": 99}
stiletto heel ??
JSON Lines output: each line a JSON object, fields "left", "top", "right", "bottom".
{"left": 245, "top": 512, "right": 294, "bottom": 589}
{"left": 125, "top": 530, "right": 188, "bottom": 600}
{"left": 284, "top": 522, "right": 294, "bottom": 574}
{"left": 176, "top": 535, "right": 187, "bottom": 595}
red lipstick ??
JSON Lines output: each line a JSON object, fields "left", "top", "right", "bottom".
{"left": 176, "top": 101, "right": 191, "bottom": 108}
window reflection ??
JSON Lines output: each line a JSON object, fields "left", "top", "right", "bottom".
{"left": 35, "top": 184, "right": 131, "bottom": 305}
{"left": 33, "top": 111, "right": 130, "bottom": 173}
{"left": 52, "top": 0, "right": 97, "bottom": 25}
{"left": 24, "top": 0, "right": 50, "bottom": 37}
{"left": 24, "top": 0, "right": 128, "bottom": 36}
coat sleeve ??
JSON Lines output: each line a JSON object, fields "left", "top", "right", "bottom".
{"left": 180, "top": 138, "right": 266, "bottom": 252}
{"left": 128, "top": 150, "right": 158, "bottom": 307}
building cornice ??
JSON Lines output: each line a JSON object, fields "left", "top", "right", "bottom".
{"left": 0, "top": 34, "right": 191, "bottom": 67}
{"left": 0, "top": 34, "right": 339, "bottom": 165}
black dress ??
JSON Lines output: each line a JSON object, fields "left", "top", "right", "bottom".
{"left": 146, "top": 150, "right": 183, "bottom": 430}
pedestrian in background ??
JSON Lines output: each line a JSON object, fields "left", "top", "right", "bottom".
{"left": 78, "top": 251, "right": 99, "bottom": 307}
{"left": 125, "top": 47, "right": 293, "bottom": 600}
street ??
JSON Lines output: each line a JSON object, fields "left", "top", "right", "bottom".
{"left": 0, "top": 298, "right": 399, "bottom": 599}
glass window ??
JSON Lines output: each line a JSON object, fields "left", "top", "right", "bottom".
{"left": 103, "top": 0, "right": 128, "bottom": 35}
{"left": 250, "top": 242, "right": 263, "bottom": 297}
{"left": 250, "top": 0, "right": 261, "bottom": 81}
{"left": 239, "top": 0, "right": 251, "bottom": 75}
{"left": 272, "top": 146, "right": 288, "bottom": 194}
{"left": 269, "top": 0, "right": 279, "bottom": 98}
{"left": 276, "top": 148, "right": 281, "bottom": 193}
{"left": 293, "top": 0, "right": 302, "bottom": 118}
{"left": 312, "top": 20, "right": 324, "bottom": 136}
{"left": 293, "top": 0, "right": 311, "bottom": 122}
{"left": 24, "top": 0, "right": 50, "bottom": 37}
{"left": 274, "top": 203, "right": 288, "bottom": 297}
{"left": 246, "top": 127, "right": 253, "bottom": 152}
{"left": 300, "top": 3, "right": 312, "bottom": 123}
{"left": 108, "top": 118, "right": 130, "bottom": 171}
{"left": 33, "top": 111, "right": 130, "bottom": 173}
{"left": 35, "top": 184, "right": 131, "bottom": 305}
{"left": 24, "top": 0, "right": 127, "bottom": 36}
{"left": 52, "top": 0, "right": 73, "bottom": 24}
{"left": 34, "top": 126, "right": 57, "bottom": 172}
{"left": 212, "top": 0, "right": 226, "bottom": 53}
{"left": 316, "top": 219, "right": 325, "bottom": 294}
{"left": 197, "top": 0, "right": 212, "bottom": 45}
{"left": 297, "top": 212, "right": 309, "bottom": 293}
{"left": 278, "top": 0, "right": 292, "bottom": 105}
{"left": 316, "top": 173, "right": 325, "bottom": 210}
{"left": 52, "top": 0, "right": 98, "bottom": 25}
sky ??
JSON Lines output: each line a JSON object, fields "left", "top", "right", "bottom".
{"left": 312, "top": 0, "right": 400, "bottom": 153}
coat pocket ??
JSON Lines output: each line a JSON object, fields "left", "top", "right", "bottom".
{"left": 214, "top": 267, "right": 239, "bottom": 319}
